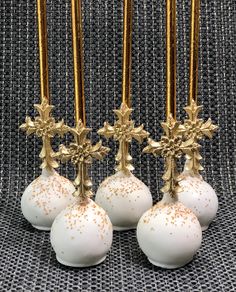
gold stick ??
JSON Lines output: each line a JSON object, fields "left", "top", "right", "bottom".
{"left": 37, "top": 0, "right": 50, "bottom": 101}
{"left": 166, "top": 0, "right": 176, "bottom": 119}
{"left": 122, "top": 0, "right": 133, "bottom": 108}
{"left": 189, "top": 0, "right": 200, "bottom": 104}
{"left": 71, "top": 0, "right": 86, "bottom": 126}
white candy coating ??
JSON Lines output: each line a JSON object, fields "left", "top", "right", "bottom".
{"left": 178, "top": 173, "right": 218, "bottom": 231}
{"left": 21, "top": 169, "right": 76, "bottom": 231}
{"left": 137, "top": 195, "right": 202, "bottom": 269}
{"left": 95, "top": 171, "right": 153, "bottom": 231}
{"left": 50, "top": 199, "right": 113, "bottom": 267}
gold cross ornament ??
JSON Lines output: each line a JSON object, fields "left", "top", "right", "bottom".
{"left": 181, "top": 99, "right": 218, "bottom": 175}
{"left": 20, "top": 97, "right": 68, "bottom": 170}
{"left": 55, "top": 120, "right": 110, "bottom": 201}
{"left": 98, "top": 103, "right": 149, "bottom": 173}
{"left": 143, "top": 114, "right": 200, "bottom": 197}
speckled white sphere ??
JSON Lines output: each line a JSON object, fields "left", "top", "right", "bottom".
{"left": 50, "top": 198, "right": 113, "bottom": 267}
{"left": 21, "top": 169, "right": 76, "bottom": 231}
{"left": 178, "top": 173, "right": 218, "bottom": 231}
{"left": 95, "top": 171, "right": 153, "bottom": 231}
{"left": 137, "top": 195, "right": 202, "bottom": 269}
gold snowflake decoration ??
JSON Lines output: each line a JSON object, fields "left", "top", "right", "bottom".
{"left": 181, "top": 99, "right": 218, "bottom": 174}
{"left": 20, "top": 97, "right": 69, "bottom": 170}
{"left": 98, "top": 103, "right": 149, "bottom": 173}
{"left": 55, "top": 120, "right": 110, "bottom": 200}
{"left": 143, "top": 114, "right": 200, "bottom": 197}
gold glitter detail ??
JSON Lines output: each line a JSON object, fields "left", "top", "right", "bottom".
{"left": 142, "top": 202, "right": 198, "bottom": 226}
{"left": 98, "top": 103, "right": 149, "bottom": 173}
{"left": 64, "top": 200, "right": 110, "bottom": 239}
{"left": 99, "top": 172, "right": 145, "bottom": 203}
{"left": 179, "top": 175, "right": 212, "bottom": 210}
{"left": 29, "top": 172, "right": 73, "bottom": 215}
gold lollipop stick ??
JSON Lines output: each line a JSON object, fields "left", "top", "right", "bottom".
{"left": 20, "top": 0, "right": 68, "bottom": 171}
{"left": 181, "top": 0, "right": 218, "bottom": 175}
{"left": 122, "top": 0, "right": 133, "bottom": 107}
{"left": 37, "top": 0, "right": 50, "bottom": 101}
{"left": 56, "top": 0, "right": 109, "bottom": 200}
{"left": 189, "top": 0, "right": 200, "bottom": 104}
{"left": 143, "top": 0, "right": 199, "bottom": 197}
{"left": 166, "top": 0, "right": 176, "bottom": 119}
{"left": 98, "top": 0, "right": 149, "bottom": 173}
{"left": 71, "top": 0, "right": 86, "bottom": 126}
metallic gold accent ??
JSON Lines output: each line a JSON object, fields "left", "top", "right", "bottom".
{"left": 166, "top": 0, "right": 176, "bottom": 119}
{"left": 122, "top": 0, "right": 133, "bottom": 108}
{"left": 143, "top": 114, "right": 199, "bottom": 197}
{"left": 71, "top": 0, "right": 86, "bottom": 125}
{"left": 98, "top": 103, "right": 149, "bottom": 173}
{"left": 56, "top": 121, "right": 110, "bottom": 200}
{"left": 54, "top": 1, "right": 108, "bottom": 201}
{"left": 182, "top": 1, "right": 218, "bottom": 175}
{"left": 37, "top": 0, "right": 49, "bottom": 101}
{"left": 98, "top": 1, "right": 142, "bottom": 174}
{"left": 181, "top": 99, "right": 218, "bottom": 174}
{"left": 20, "top": 2, "right": 65, "bottom": 171}
{"left": 20, "top": 97, "right": 69, "bottom": 170}
{"left": 189, "top": 0, "right": 200, "bottom": 104}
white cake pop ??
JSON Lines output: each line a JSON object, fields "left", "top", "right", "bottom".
{"left": 137, "top": 194, "right": 202, "bottom": 269}
{"left": 139, "top": 115, "right": 203, "bottom": 269}
{"left": 96, "top": 170, "right": 152, "bottom": 231}
{"left": 21, "top": 169, "right": 75, "bottom": 231}
{"left": 51, "top": 198, "right": 112, "bottom": 267}
{"left": 95, "top": 103, "right": 152, "bottom": 231}
{"left": 50, "top": 121, "right": 113, "bottom": 267}
{"left": 20, "top": 98, "right": 75, "bottom": 230}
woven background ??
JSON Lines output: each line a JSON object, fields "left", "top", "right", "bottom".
{"left": 0, "top": 0, "right": 236, "bottom": 291}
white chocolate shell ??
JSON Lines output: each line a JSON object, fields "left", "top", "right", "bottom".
{"left": 95, "top": 171, "right": 153, "bottom": 231}
{"left": 21, "top": 169, "right": 76, "bottom": 231}
{"left": 178, "top": 173, "right": 218, "bottom": 231}
{"left": 50, "top": 199, "right": 113, "bottom": 267}
{"left": 137, "top": 200, "right": 202, "bottom": 269}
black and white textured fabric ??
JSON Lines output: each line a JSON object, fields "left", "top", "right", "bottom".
{"left": 0, "top": 0, "right": 235, "bottom": 291}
